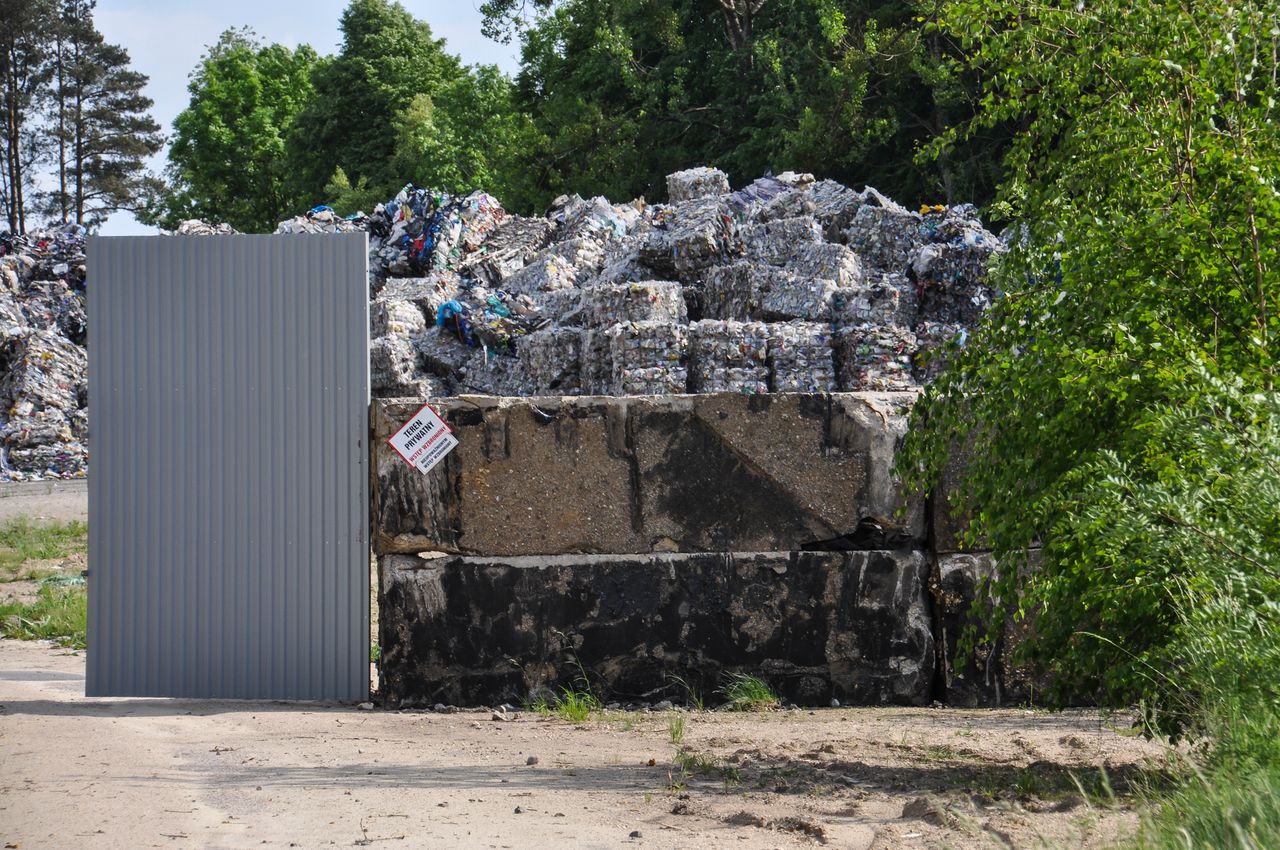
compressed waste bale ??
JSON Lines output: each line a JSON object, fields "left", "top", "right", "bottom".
{"left": 530, "top": 287, "right": 585, "bottom": 327}
{"left": 0, "top": 291, "right": 27, "bottom": 342}
{"left": 13, "top": 280, "right": 85, "bottom": 345}
{"left": 459, "top": 349, "right": 521, "bottom": 396}
{"left": 370, "top": 334, "right": 434, "bottom": 397}
{"left": 701, "top": 263, "right": 756, "bottom": 321}
{"left": 552, "top": 194, "right": 633, "bottom": 244}
{"left": 578, "top": 328, "right": 614, "bottom": 395}
{"left": 639, "top": 196, "right": 741, "bottom": 279}
{"left": 1, "top": 330, "right": 85, "bottom": 415}
{"left": 767, "top": 321, "right": 837, "bottom": 393}
{"left": 416, "top": 331, "right": 472, "bottom": 380}
{"left": 832, "top": 273, "right": 918, "bottom": 328}
{"left": 758, "top": 180, "right": 865, "bottom": 239}
{"left": 608, "top": 321, "right": 689, "bottom": 395}
{"left": 500, "top": 245, "right": 585, "bottom": 295}
{"left": 459, "top": 214, "right": 555, "bottom": 287}
{"left": 1, "top": 409, "right": 72, "bottom": 447}
{"left": 666, "top": 166, "right": 731, "bottom": 202}
{"left": 172, "top": 219, "right": 238, "bottom": 235}
{"left": 688, "top": 319, "right": 770, "bottom": 394}
{"left": 912, "top": 242, "right": 1000, "bottom": 325}
{"left": 516, "top": 327, "right": 582, "bottom": 395}
{"left": 757, "top": 272, "right": 838, "bottom": 322}
{"left": 912, "top": 321, "right": 968, "bottom": 383}
{"left": 836, "top": 325, "right": 918, "bottom": 391}
{"left": 377, "top": 272, "right": 462, "bottom": 318}
{"left": 274, "top": 206, "right": 364, "bottom": 235}
{"left": 370, "top": 298, "right": 427, "bottom": 338}
{"left": 739, "top": 216, "right": 824, "bottom": 266}
{"left": 784, "top": 242, "right": 865, "bottom": 288}
{"left": 840, "top": 201, "right": 925, "bottom": 271}
{"left": 580, "top": 282, "right": 686, "bottom": 328}
{"left": 3, "top": 442, "right": 87, "bottom": 478}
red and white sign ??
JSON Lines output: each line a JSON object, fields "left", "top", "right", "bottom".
{"left": 388, "top": 403, "right": 458, "bottom": 475}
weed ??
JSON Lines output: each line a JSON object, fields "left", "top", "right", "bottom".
{"left": 530, "top": 686, "right": 601, "bottom": 722}
{"left": 668, "top": 713, "right": 685, "bottom": 744}
{"left": 921, "top": 744, "right": 961, "bottom": 762}
{"left": 0, "top": 517, "right": 87, "bottom": 581}
{"left": 672, "top": 747, "right": 742, "bottom": 787}
{"left": 370, "top": 643, "right": 380, "bottom": 663}
{"left": 668, "top": 673, "right": 707, "bottom": 711}
{"left": 0, "top": 583, "right": 86, "bottom": 647}
{"left": 719, "top": 672, "right": 779, "bottom": 711}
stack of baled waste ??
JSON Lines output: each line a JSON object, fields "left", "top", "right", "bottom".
{"left": 0, "top": 225, "right": 89, "bottom": 479}
{"left": 1, "top": 166, "right": 1005, "bottom": 480}
{"left": 313, "top": 167, "right": 1005, "bottom": 400}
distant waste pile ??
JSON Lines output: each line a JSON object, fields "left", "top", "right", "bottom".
{"left": 0, "top": 166, "right": 1005, "bottom": 481}
{"left": 275, "top": 166, "right": 1005, "bottom": 400}
{"left": 0, "top": 227, "right": 88, "bottom": 481}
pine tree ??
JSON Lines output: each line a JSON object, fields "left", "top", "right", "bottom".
{"left": 0, "top": 0, "right": 55, "bottom": 232}
{"left": 40, "top": 0, "right": 163, "bottom": 228}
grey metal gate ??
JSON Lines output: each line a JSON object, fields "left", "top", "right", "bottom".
{"left": 86, "top": 235, "right": 370, "bottom": 700}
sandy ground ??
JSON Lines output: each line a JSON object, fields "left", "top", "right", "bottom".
{"left": 0, "top": 479, "right": 88, "bottom": 524}
{"left": 0, "top": 640, "right": 1172, "bottom": 850}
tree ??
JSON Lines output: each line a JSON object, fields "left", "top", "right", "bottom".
{"left": 38, "top": 0, "right": 163, "bottom": 228}
{"left": 286, "top": 0, "right": 463, "bottom": 205}
{"left": 0, "top": 0, "right": 55, "bottom": 232}
{"left": 149, "top": 29, "right": 318, "bottom": 232}
{"left": 899, "top": 0, "right": 1279, "bottom": 722}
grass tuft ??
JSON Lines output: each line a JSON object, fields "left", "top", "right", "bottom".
{"left": 719, "top": 672, "right": 780, "bottom": 712}
{"left": 0, "top": 583, "right": 87, "bottom": 648}
{"left": 0, "top": 517, "right": 87, "bottom": 581}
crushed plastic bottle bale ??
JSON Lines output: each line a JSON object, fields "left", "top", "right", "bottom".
{"left": 767, "top": 321, "right": 837, "bottom": 393}
{"left": 835, "top": 325, "right": 918, "bottom": 392}
{"left": 580, "top": 282, "right": 687, "bottom": 328}
{"left": 515, "top": 327, "right": 582, "bottom": 395}
{"left": 688, "top": 320, "right": 771, "bottom": 394}
{"left": 666, "top": 166, "right": 731, "bottom": 202}
{"left": 607, "top": 321, "right": 690, "bottom": 394}
{"left": 371, "top": 298, "right": 428, "bottom": 338}
{"left": 912, "top": 321, "right": 969, "bottom": 383}
{"left": 371, "top": 333, "right": 436, "bottom": 398}
{"left": 832, "top": 273, "right": 918, "bottom": 329}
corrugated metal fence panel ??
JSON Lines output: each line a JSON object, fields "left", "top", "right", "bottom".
{"left": 86, "top": 235, "right": 370, "bottom": 700}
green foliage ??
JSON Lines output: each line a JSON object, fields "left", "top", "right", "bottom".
{"left": 531, "top": 686, "right": 601, "bottom": 722}
{"left": 286, "top": 0, "right": 463, "bottom": 206}
{"left": 0, "top": 517, "right": 88, "bottom": 580}
{"left": 718, "top": 672, "right": 780, "bottom": 711}
{"left": 497, "top": 0, "right": 1008, "bottom": 211}
{"left": 149, "top": 29, "right": 318, "bottom": 232}
{"left": 900, "top": 0, "right": 1280, "bottom": 723}
{"left": 1122, "top": 763, "right": 1280, "bottom": 850}
{"left": 667, "top": 712, "right": 685, "bottom": 744}
{"left": 0, "top": 583, "right": 87, "bottom": 648}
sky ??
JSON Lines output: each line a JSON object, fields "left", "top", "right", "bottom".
{"left": 93, "top": 1, "right": 522, "bottom": 235}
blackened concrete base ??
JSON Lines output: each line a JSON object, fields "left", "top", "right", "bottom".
{"left": 379, "top": 550, "right": 934, "bottom": 708}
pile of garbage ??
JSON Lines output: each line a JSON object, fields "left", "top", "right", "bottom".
{"left": 0, "top": 167, "right": 1005, "bottom": 481}
{"left": 0, "top": 225, "right": 89, "bottom": 480}
{"left": 310, "top": 167, "right": 1005, "bottom": 399}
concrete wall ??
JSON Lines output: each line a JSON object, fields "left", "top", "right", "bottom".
{"left": 373, "top": 392, "right": 1031, "bottom": 708}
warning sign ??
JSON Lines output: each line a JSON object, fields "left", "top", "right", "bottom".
{"left": 388, "top": 403, "right": 458, "bottom": 475}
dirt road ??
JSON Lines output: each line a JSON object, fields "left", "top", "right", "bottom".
{"left": 0, "top": 480, "right": 88, "bottom": 524}
{"left": 0, "top": 639, "right": 1170, "bottom": 850}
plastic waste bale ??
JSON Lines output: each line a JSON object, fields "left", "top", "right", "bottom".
{"left": 370, "top": 334, "right": 435, "bottom": 398}
{"left": 13, "top": 279, "right": 85, "bottom": 344}
{"left": 516, "top": 327, "right": 582, "bottom": 395}
{"left": 911, "top": 242, "right": 1000, "bottom": 325}
{"left": 458, "top": 214, "right": 554, "bottom": 287}
{"left": 0, "top": 291, "right": 27, "bottom": 341}
{"left": 416, "top": 331, "right": 473, "bottom": 381}
{"left": 607, "top": 321, "right": 690, "bottom": 395}
{"left": 377, "top": 272, "right": 462, "bottom": 320}
{"left": 756, "top": 270, "right": 838, "bottom": 322}
{"left": 370, "top": 297, "right": 427, "bottom": 338}
{"left": 666, "top": 167, "right": 731, "bottom": 202}
{"left": 1, "top": 330, "right": 85, "bottom": 415}
{"left": 589, "top": 249, "right": 655, "bottom": 287}
{"left": 274, "top": 206, "right": 365, "bottom": 235}
{"left": 835, "top": 324, "right": 918, "bottom": 392}
{"left": 840, "top": 201, "right": 924, "bottom": 273}
{"left": 459, "top": 348, "right": 522, "bottom": 396}
{"left": 727, "top": 174, "right": 796, "bottom": 218}
{"left": 757, "top": 179, "right": 864, "bottom": 238}
{"left": 530, "top": 287, "right": 585, "bottom": 327}
{"left": 552, "top": 194, "right": 633, "bottom": 245}
{"left": 171, "top": 220, "right": 239, "bottom": 236}
{"left": 500, "top": 245, "right": 586, "bottom": 295}
{"left": 455, "top": 190, "right": 508, "bottom": 254}
{"left": 581, "top": 282, "right": 687, "bottom": 328}
{"left": 832, "top": 272, "right": 918, "bottom": 329}
{"left": 739, "top": 216, "right": 824, "bottom": 266}
{"left": 913, "top": 321, "right": 969, "bottom": 383}
{"left": 3, "top": 442, "right": 87, "bottom": 479}
{"left": 767, "top": 321, "right": 837, "bottom": 393}
{"left": 639, "top": 196, "right": 741, "bottom": 280}
{"left": 784, "top": 242, "right": 864, "bottom": 288}
{"left": 688, "top": 319, "right": 770, "bottom": 394}
{"left": 701, "top": 263, "right": 757, "bottom": 321}
{"left": 578, "top": 327, "right": 615, "bottom": 395}
{"left": 1, "top": 409, "right": 72, "bottom": 447}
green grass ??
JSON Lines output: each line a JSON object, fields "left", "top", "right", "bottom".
{"left": 668, "top": 713, "right": 685, "bottom": 744}
{"left": 719, "top": 672, "right": 780, "bottom": 711}
{"left": 668, "top": 673, "right": 707, "bottom": 711}
{"left": 530, "top": 687, "right": 602, "bottom": 722}
{"left": 0, "top": 517, "right": 87, "bottom": 581}
{"left": 0, "top": 583, "right": 87, "bottom": 648}
{"left": 1120, "top": 764, "right": 1280, "bottom": 850}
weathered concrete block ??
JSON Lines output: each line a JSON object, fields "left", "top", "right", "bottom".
{"left": 371, "top": 392, "right": 924, "bottom": 556}
{"left": 379, "top": 549, "right": 934, "bottom": 708}
{"left": 932, "top": 551, "right": 1048, "bottom": 707}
